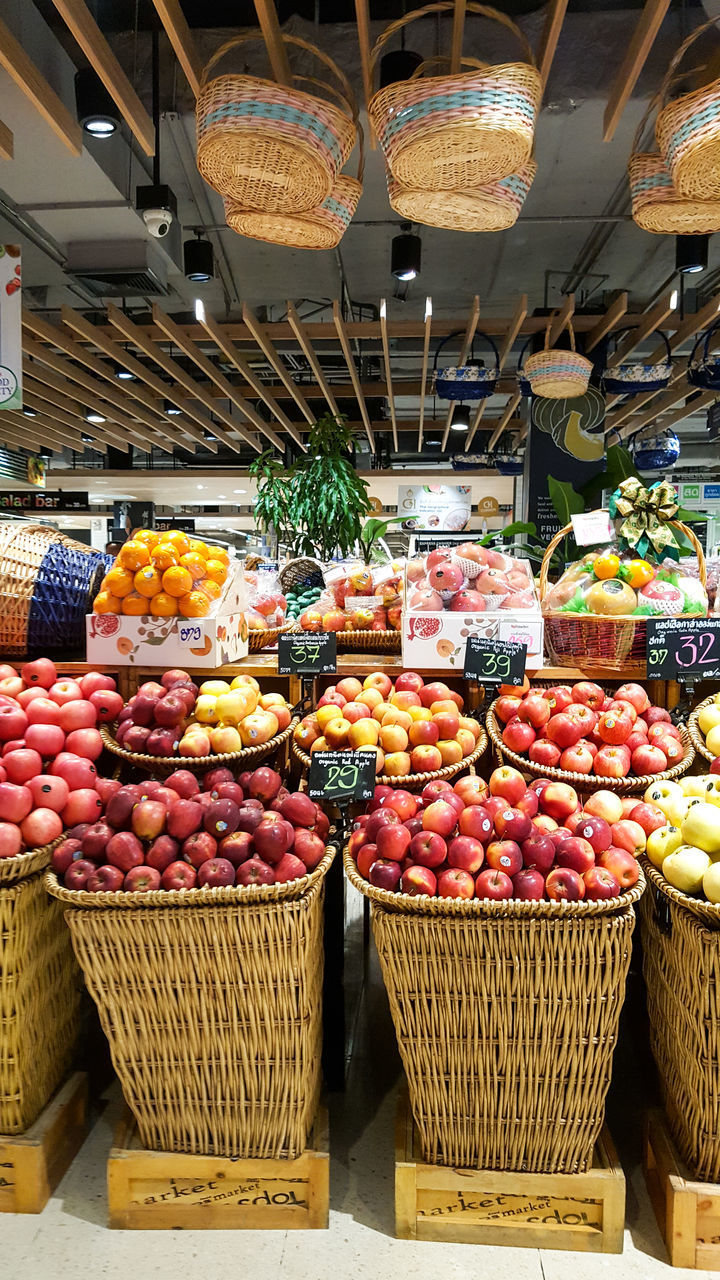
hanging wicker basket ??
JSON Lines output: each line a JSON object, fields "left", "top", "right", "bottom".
{"left": 196, "top": 33, "right": 356, "bottom": 213}
{"left": 688, "top": 317, "right": 720, "bottom": 389}
{"left": 628, "top": 89, "right": 720, "bottom": 233}
{"left": 368, "top": 2, "right": 541, "bottom": 192}
{"left": 433, "top": 328, "right": 500, "bottom": 401}
{"left": 524, "top": 314, "right": 593, "bottom": 399}
{"left": 388, "top": 162, "right": 535, "bottom": 231}
{"left": 602, "top": 324, "right": 672, "bottom": 395}
{"left": 656, "top": 15, "right": 720, "bottom": 201}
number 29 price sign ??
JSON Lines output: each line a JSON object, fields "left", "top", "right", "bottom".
{"left": 307, "top": 751, "right": 376, "bottom": 804}
{"left": 646, "top": 618, "right": 720, "bottom": 681}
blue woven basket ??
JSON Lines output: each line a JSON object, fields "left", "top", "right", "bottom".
{"left": 28, "top": 542, "right": 111, "bottom": 655}
{"left": 602, "top": 325, "right": 672, "bottom": 394}
{"left": 688, "top": 318, "right": 720, "bottom": 390}
{"left": 632, "top": 429, "right": 681, "bottom": 472}
{"left": 434, "top": 329, "right": 500, "bottom": 401}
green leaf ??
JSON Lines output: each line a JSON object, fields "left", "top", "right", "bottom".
{"left": 676, "top": 506, "right": 708, "bottom": 522}
{"left": 548, "top": 476, "right": 584, "bottom": 525}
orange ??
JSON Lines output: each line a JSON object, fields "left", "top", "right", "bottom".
{"left": 205, "top": 559, "right": 228, "bottom": 585}
{"left": 178, "top": 590, "right": 210, "bottom": 618}
{"left": 150, "top": 592, "right": 178, "bottom": 617}
{"left": 158, "top": 530, "right": 190, "bottom": 555}
{"left": 162, "top": 565, "right": 194, "bottom": 598}
{"left": 94, "top": 590, "right": 122, "bottom": 614}
{"left": 121, "top": 592, "right": 148, "bottom": 616}
{"left": 150, "top": 544, "right": 178, "bottom": 572}
{"left": 132, "top": 529, "right": 159, "bottom": 550}
{"left": 199, "top": 579, "right": 222, "bottom": 602}
{"left": 104, "top": 566, "right": 135, "bottom": 598}
{"left": 187, "top": 538, "right": 209, "bottom": 558}
{"left": 206, "top": 545, "right": 229, "bottom": 565}
{"left": 625, "top": 558, "right": 655, "bottom": 589}
{"left": 119, "top": 539, "right": 150, "bottom": 571}
{"left": 179, "top": 552, "right": 207, "bottom": 581}
{"left": 594, "top": 553, "right": 620, "bottom": 581}
{"left": 134, "top": 566, "right": 164, "bottom": 598}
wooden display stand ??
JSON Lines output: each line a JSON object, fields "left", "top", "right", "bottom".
{"left": 0, "top": 1073, "right": 89, "bottom": 1214}
{"left": 107, "top": 1105, "right": 329, "bottom": 1230}
{"left": 644, "top": 1108, "right": 720, "bottom": 1270}
{"left": 395, "top": 1090, "right": 625, "bottom": 1252}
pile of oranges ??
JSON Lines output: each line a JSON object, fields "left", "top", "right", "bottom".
{"left": 93, "top": 529, "right": 230, "bottom": 619}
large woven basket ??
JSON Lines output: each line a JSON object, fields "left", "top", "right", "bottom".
{"left": 45, "top": 848, "right": 335, "bottom": 1159}
{"left": 293, "top": 727, "right": 487, "bottom": 790}
{"left": 0, "top": 521, "right": 109, "bottom": 657}
{"left": 687, "top": 693, "right": 716, "bottom": 763}
{"left": 101, "top": 716, "right": 297, "bottom": 776}
{"left": 656, "top": 16, "right": 720, "bottom": 201}
{"left": 335, "top": 628, "right": 401, "bottom": 653}
{"left": 640, "top": 858, "right": 720, "bottom": 1181}
{"left": 601, "top": 324, "right": 672, "bottom": 395}
{"left": 525, "top": 314, "right": 593, "bottom": 399}
{"left": 628, "top": 85, "right": 720, "bottom": 233}
{"left": 369, "top": 2, "right": 541, "bottom": 191}
{"left": 487, "top": 699, "right": 695, "bottom": 793}
{"left": 540, "top": 520, "right": 707, "bottom": 674}
{"left": 388, "top": 161, "right": 535, "bottom": 231}
{"left": 279, "top": 556, "right": 325, "bottom": 594}
{"left": 1, "top": 843, "right": 82, "bottom": 1134}
{"left": 346, "top": 847, "right": 643, "bottom": 1172}
{"left": 196, "top": 33, "right": 356, "bottom": 213}
{"left": 248, "top": 620, "right": 296, "bottom": 652}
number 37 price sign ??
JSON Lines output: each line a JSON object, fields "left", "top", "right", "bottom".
{"left": 646, "top": 618, "right": 720, "bottom": 681}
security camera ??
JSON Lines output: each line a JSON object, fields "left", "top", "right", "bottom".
{"left": 142, "top": 206, "right": 173, "bottom": 238}
{"left": 136, "top": 183, "right": 177, "bottom": 240}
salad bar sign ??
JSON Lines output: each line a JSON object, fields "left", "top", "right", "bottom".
{"left": 646, "top": 618, "right": 720, "bottom": 680}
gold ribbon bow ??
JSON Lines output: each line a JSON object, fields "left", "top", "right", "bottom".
{"left": 609, "top": 477, "right": 679, "bottom": 559}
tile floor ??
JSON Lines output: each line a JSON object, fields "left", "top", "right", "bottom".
{"left": 3, "top": 916, "right": 715, "bottom": 1278}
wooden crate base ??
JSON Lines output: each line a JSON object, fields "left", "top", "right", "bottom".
{"left": 395, "top": 1089, "right": 625, "bottom": 1251}
{"left": 0, "top": 1073, "right": 89, "bottom": 1214}
{"left": 644, "top": 1107, "right": 720, "bottom": 1270}
{"left": 107, "top": 1106, "right": 329, "bottom": 1230}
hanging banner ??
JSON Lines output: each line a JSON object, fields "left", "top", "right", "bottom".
{"left": 398, "top": 483, "right": 471, "bottom": 531}
{"left": 0, "top": 246, "right": 21, "bottom": 411}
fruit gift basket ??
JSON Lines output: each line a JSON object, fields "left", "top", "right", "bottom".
{"left": 243, "top": 564, "right": 293, "bottom": 651}
{"left": 297, "top": 559, "right": 403, "bottom": 653}
{"left": 541, "top": 479, "right": 707, "bottom": 673}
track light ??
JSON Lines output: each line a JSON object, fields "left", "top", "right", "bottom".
{"left": 22, "top": 407, "right": 37, "bottom": 417}
{"left": 85, "top": 408, "right": 106, "bottom": 424}
{"left": 676, "top": 234, "right": 709, "bottom": 274}
{"left": 164, "top": 399, "right": 181, "bottom": 415}
{"left": 115, "top": 363, "right": 135, "bottom": 380}
{"left": 391, "top": 228, "right": 421, "bottom": 282}
{"left": 74, "top": 67, "right": 120, "bottom": 138}
{"left": 81, "top": 433, "right": 93, "bottom": 444}
{"left": 184, "top": 235, "right": 214, "bottom": 282}
{"left": 450, "top": 404, "right": 470, "bottom": 431}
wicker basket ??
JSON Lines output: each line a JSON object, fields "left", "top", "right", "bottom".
{"left": 388, "top": 161, "right": 536, "bottom": 231}
{"left": 101, "top": 717, "right": 297, "bottom": 775}
{"left": 368, "top": 2, "right": 541, "bottom": 191}
{"left": 601, "top": 324, "right": 672, "bottom": 395}
{"left": 279, "top": 557, "right": 326, "bottom": 595}
{"left": 248, "top": 620, "right": 297, "bottom": 652}
{"left": 346, "top": 846, "right": 643, "bottom": 1171}
{"left": 525, "top": 314, "right": 593, "bottom": 399}
{"left": 688, "top": 317, "right": 720, "bottom": 389}
{"left": 0, "top": 522, "right": 110, "bottom": 657}
{"left": 487, "top": 699, "right": 695, "bottom": 793}
{"left": 656, "top": 16, "right": 720, "bottom": 201}
{"left": 687, "top": 693, "right": 716, "bottom": 764}
{"left": 640, "top": 858, "right": 720, "bottom": 1181}
{"left": 335, "top": 628, "right": 401, "bottom": 654}
{"left": 540, "top": 520, "right": 707, "bottom": 674}
{"left": 196, "top": 33, "right": 356, "bottom": 213}
{"left": 1, "top": 843, "right": 82, "bottom": 1134}
{"left": 45, "top": 848, "right": 335, "bottom": 1159}
{"left": 293, "top": 727, "right": 487, "bottom": 790}
{"left": 433, "top": 327, "right": 499, "bottom": 400}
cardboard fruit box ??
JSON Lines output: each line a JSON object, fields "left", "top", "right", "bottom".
{"left": 86, "top": 561, "right": 248, "bottom": 667}
{"left": 402, "top": 609, "right": 544, "bottom": 670}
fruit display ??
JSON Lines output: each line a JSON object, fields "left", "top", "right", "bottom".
{"left": 0, "top": 658, "right": 122, "bottom": 861}
{"left": 111, "top": 669, "right": 293, "bottom": 760}
{"left": 293, "top": 671, "right": 484, "bottom": 779}
{"left": 51, "top": 765, "right": 330, "bottom": 893}
{"left": 642, "top": 773, "right": 720, "bottom": 904}
{"left": 284, "top": 580, "right": 323, "bottom": 623}
{"left": 689, "top": 692, "right": 720, "bottom": 762}
{"left": 299, "top": 561, "right": 404, "bottom": 633}
{"left": 491, "top": 679, "right": 689, "bottom": 784}
{"left": 93, "top": 528, "right": 233, "bottom": 619}
{"left": 347, "top": 765, "right": 643, "bottom": 902}
{"left": 406, "top": 543, "right": 538, "bottom": 613}
{"left": 243, "top": 566, "right": 288, "bottom": 635}
{"left": 543, "top": 548, "right": 707, "bottom": 620}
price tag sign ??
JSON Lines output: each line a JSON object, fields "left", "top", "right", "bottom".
{"left": 646, "top": 618, "right": 720, "bottom": 680}
{"left": 307, "top": 751, "right": 376, "bottom": 803}
{"left": 464, "top": 636, "right": 527, "bottom": 685}
{"left": 178, "top": 623, "right": 204, "bottom": 648}
{"left": 277, "top": 632, "right": 337, "bottom": 675}
{"left": 570, "top": 509, "right": 614, "bottom": 547}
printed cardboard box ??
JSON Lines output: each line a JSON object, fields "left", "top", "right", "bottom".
{"left": 86, "top": 561, "right": 248, "bottom": 667}
{"left": 403, "top": 608, "right": 544, "bottom": 671}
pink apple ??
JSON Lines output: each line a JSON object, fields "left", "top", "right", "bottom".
{"left": 48, "top": 679, "right": 82, "bottom": 706}
{"left": 486, "top": 839, "right": 522, "bottom": 876}
{"left": 78, "top": 671, "right": 116, "bottom": 698}
{"left": 49, "top": 753, "right": 97, "bottom": 790}
{"left": 0, "top": 703, "right": 27, "bottom": 742}
{"left": 4, "top": 748, "right": 42, "bottom": 785}
{"left": 559, "top": 744, "right": 595, "bottom": 774}
{"left": 29, "top": 773, "right": 69, "bottom": 813}
{"left": 629, "top": 802, "right": 667, "bottom": 836}
{"left": 88, "top": 689, "right": 124, "bottom": 723}
{"left": 541, "top": 782, "right": 579, "bottom": 821}
{"left": 610, "top": 819, "right": 646, "bottom": 857}
{"left": 631, "top": 744, "right": 667, "bottom": 775}
{"left": 546, "top": 713, "right": 584, "bottom": 750}
{"left": 489, "top": 766, "right": 527, "bottom": 806}
{"left": 528, "top": 739, "right": 562, "bottom": 769}
{"left": 593, "top": 745, "right": 631, "bottom": 779}
{"left": 598, "top": 846, "right": 640, "bottom": 888}
{"left": 422, "top": 800, "right": 459, "bottom": 838}
{"left": 458, "top": 806, "right": 493, "bottom": 843}
{"left": 21, "top": 658, "right": 57, "bottom": 689}
{"left": 571, "top": 681, "right": 605, "bottom": 711}
{"left": 0, "top": 822, "right": 22, "bottom": 859}
{"left": 615, "top": 682, "right": 650, "bottom": 715}
{"left": 62, "top": 787, "right": 103, "bottom": 826}
{"left": 21, "top": 807, "right": 63, "bottom": 847}
{"left": 0, "top": 781, "right": 32, "bottom": 823}
{"left": 502, "top": 717, "right": 536, "bottom": 754}
{"left": 546, "top": 866, "right": 585, "bottom": 901}
{"left": 584, "top": 790, "right": 624, "bottom": 824}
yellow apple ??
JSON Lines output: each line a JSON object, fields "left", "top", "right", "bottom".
{"left": 239, "top": 709, "right": 279, "bottom": 747}
{"left": 663, "top": 845, "right": 711, "bottom": 894}
{"left": 699, "top": 705, "right": 720, "bottom": 736}
{"left": 215, "top": 688, "right": 255, "bottom": 725}
{"left": 179, "top": 730, "right": 211, "bottom": 757}
{"left": 703, "top": 862, "right": 720, "bottom": 904}
{"left": 259, "top": 693, "right": 287, "bottom": 710}
{"left": 230, "top": 674, "right": 260, "bottom": 694}
{"left": 199, "top": 679, "right": 230, "bottom": 697}
{"left": 646, "top": 824, "right": 683, "bottom": 869}
{"left": 210, "top": 724, "right": 243, "bottom": 753}
{"left": 316, "top": 703, "right": 344, "bottom": 732}
{"left": 309, "top": 735, "right": 328, "bottom": 753}
{"left": 194, "top": 693, "right": 219, "bottom": 724}
{"left": 663, "top": 796, "right": 697, "bottom": 827}
{"left": 680, "top": 775, "right": 711, "bottom": 798}
{"left": 705, "top": 725, "right": 720, "bottom": 758}
{"left": 681, "top": 802, "right": 720, "bottom": 856}
{"left": 644, "top": 780, "right": 684, "bottom": 812}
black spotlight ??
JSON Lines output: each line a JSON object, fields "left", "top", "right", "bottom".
{"left": 164, "top": 399, "right": 181, "bottom": 415}
{"left": 22, "top": 406, "right": 37, "bottom": 418}
{"left": 676, "top": 234, "right": 709, "bottom": 274}
{"left": 380, "top": 49, "right": 423, "bottom": 88}
{"left": 184, "top": 235, "right": 214, "bottom": 283}
{"left": 391, "top": 229, "right": 421, "bottom": 281}
{"left": 74, "top": 67, "right": 120, "bottom": 138}
{"left": 450, "top": 404, "right": 470, "bottom": 432}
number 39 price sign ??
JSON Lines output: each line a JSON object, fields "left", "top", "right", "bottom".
{"left": 464, "top": 636, "right": 527, "bottom": 685}
{"left": 646, "top": 618, "right": 720, "bottom": 681}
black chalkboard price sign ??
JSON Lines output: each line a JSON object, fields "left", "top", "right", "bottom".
{"left": 307, "top": 751, "right": 376, "bottom": 803}
{"left": 277, "top": 631, "right": 337, "bottom": 675}
{"left": 646, "top": 617, "right": 720, "bottom": 681}
{"left": 464, "top": 636, "right": 528, "bottom": 685}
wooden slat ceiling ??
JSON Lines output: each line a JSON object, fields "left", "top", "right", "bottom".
{"left": 17, "top": 295, "right": 720, "bottom": 456}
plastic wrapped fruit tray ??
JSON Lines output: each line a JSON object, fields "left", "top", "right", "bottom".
{"left": 292, "top": 727, "right": 487, "bottom": 791}
{"left": 101, "top": 718, "right": 297, "bottom": 774}
{"left": 486, "top": 700, "right": 694, "bottom": 794}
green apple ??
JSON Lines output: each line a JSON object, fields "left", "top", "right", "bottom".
{"left": 681, "top": 775, "right": 711, "bottom": 798}
{"left": 704, "top": 862, "right": 720, "bottom": 904}
{"left": 698, "top": 705, "right": 720, "bottom": 736}
{"left": 646, "top": 824, "right": 683, "bottom": 869}
{"left": 681, "top": 803, "right": 720, "bottom": 856}
{"left": 663, "top": 846, "right": 711, "bottom": 894}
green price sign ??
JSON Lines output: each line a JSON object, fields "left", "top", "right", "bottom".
{"left": 464, "top": 636, "right": 527, "bottom": 685}
{"left": 278, "top": 632, "right": 337, "bottom": 675}
{"left": 308, "top": 751, "right": 375, "bottom": 803}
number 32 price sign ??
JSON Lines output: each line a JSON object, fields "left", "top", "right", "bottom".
{"left": 464, "top": 636, "right": 527, "bottom": 685}
{"left": 646, "top": 618, "right": 720, "bottom": 681}
{"left": 308, "top": 751, "right": 375, "bottom": 803}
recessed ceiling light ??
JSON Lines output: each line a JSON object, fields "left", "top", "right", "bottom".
{"left": 233, "top": 488, "right": 246, "bottom": 494}
{"left": 85, "top": 409, "right": 106, "bottom": 424}
{"left": 196, "top": 484, "right": 204, "bottom": 490}
{"left": 218, "top": 493, "right": 226, "bottom": 499}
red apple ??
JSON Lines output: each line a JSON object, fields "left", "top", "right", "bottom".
{"left": 453, "top": 775, "right": 489, "bottom": 807}
{"left": 541, "top": 782, "right": 579, "bottom": 821}
{"left": 475, "top": 868, "right": 513, "bottom": 900}
{"left": 0, "top": 703, "right": 28, "bottom": 742}
{"left": 494, "top": 807, "right": 532, "bottom": 843}
{"left": 486, "top": 839, "right": 522, "bottom": 876}
{"left": 615, "top": 682, "right": 650, "bottom": 714}
{"left": 495, "top": 695, "right": 522, "bottom": 725}
{"left": 166, "top": 769, "right": 200, "bottom": 799}
{"left": 122, "top": 865, "right": 160, "bottom": 893}
{"left": 376, "top": 824, "right": 412, "bottom": 863}
{"left": 80, "top": 820, "right": 114, "bottom": 861}
{"left": 571, "top": 681, "right": 605, "bottom": 711}
{"left": 575, "top": 814, "right": 612, "bottom": 853}
{"left": 197, "top": 857, "right": 236, "bottom": 888}
{"left": 546, "top": 867, "right": 585, "bottom": 901}
{"left": 517, "top": 694, "right": 551, "bottom": 730}
{"left": 203, "top": 799, "right": 240, "bottom": 840}
{"left": 167, "top": 800, "right": 203, "bottom": 841}
{"left": 49, "top": 753, "right": 97, "bottom": 790}
{"left": 596, "top": 710, "right": 633, "bottom": 746}
{"left": 409, "top": 830, "right": 447, "bottom": 868}
{"left": 610, "top": 819, "right": 646, "bottom": 857}
{"left": 447, "top": 835, "right": 484, "bottom": 874}
{"left": 356, "top": 844, "right": 378, "bottom": 879}
{"left": 458, "top": 806, "right": 493, "bottom": 843}
{"left": 369, "top": 858, "right": 402, "bottom": 891}
{"left": 62, "top": 788, "right": 103, "bottom": 826}
{"left": 631, "top": 744, "right": 667, "bottom": 776}
{"left": 144, "top": 835, "right": 179, "bottom": 873}
{"left": 253, "top": 816, "right": 294, "bottom": 863}
{"left": 528, "top": 740, "right": 562, "bottom": 769}
{"left": 599, "top": 846, "right": 640, "bottom": 888}
{"left": 421, "top": 779, "right": 454, "bottom": 804}
{"left": 236, "top": 857, "right": 275, "bottom": 886}
{"left": 559, "top": 744, "right": 595, "bottom": 774}
{"left": 401, "top": 865, "right": 437, "bottom": 896}
{"left": 248, "top": 767, "right": 283, "bottom": 802}
{"left": 50, "top": 837, "right": 82, "bottom": 872}
{"left": 437, "top": 867, "right": 474, "bottom": 899}
{"left": 502, "top": 717, "right": 536, "bottom": 754}
{"left": 583, "top": 867, "right": 621, "bottom": 900}
{"left": 422, "top": 800, "right": 458, "bottom": 838}
{"left": 293, "top": 829, "right": 326, "bottom": 870}
{"left": 626, "top": 729, "right": 648, "bottom": 755}
{"left": 84, "top": 864, "right": 124, "bottom": 893}
{"left": 543, "top": 685, "right": 573, "bottom": 714}
{"left": 132, "top": 800, "right": 167, "bottom": 841}
{"left": 594, "top": 745, "right": 631, "bottom": 779}
{"left": 385, "top": 789, "right": 418, "bottom": 822}
{"left": 273, "top": 852, "right": 308, "bottom": 884}
{"left": 629, "top": 802, "right": 667, "bottom": 836}
{"left": 161, "top": 861, "right": 197, "bottom": 890}
{"left": 489, "top": 766, "right": 526, "bottom": 806}
{"left": 520, "top": 834, "right": 555, "bottom": 871}
{"left": 512, "top": 867, "right": 546, "bottom": 900}
{"left": 105, "top": 831, "right": 144, "bottom": 871}
{"left": 366, "top": 807, "right": 401, "bottom": 842}
{"left": 646, "top": 707, "right": 671, "bottom": 727}
{"left": 64, "top": 858, "right": 98, "bottom": 889}
{"left": 21, "top": 658, "right": 57, "bottom": 689}
{"left": 216, "top": 830, "right": 253, "bottom": 867}
{"left": 555, "top": 836, "right": 595, "bottom": 875}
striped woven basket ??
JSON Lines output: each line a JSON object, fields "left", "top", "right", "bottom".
{"left": 388, "top": 162, "right": 535, "bottom": 230}
{"left": 524, "top": 314, "right": 593, "bottom": 399}
{"left": 656, "top": 16, "right": 720, "bottom": 201}
{"left": 628, "top": 151, "right": 720, "bottom": 233}
{"left": 368, "top": 2, "right": 541, "bottom": 191}
{"left": 196, "top": 33, "right": 356, "bottom": 213}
